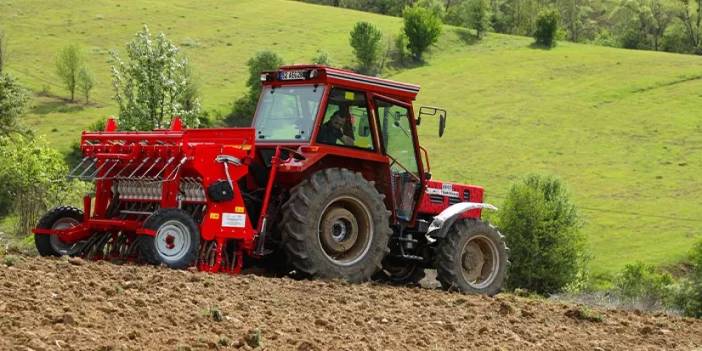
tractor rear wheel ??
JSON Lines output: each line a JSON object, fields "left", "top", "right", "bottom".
{"left": 436, "top": 219, "right": 507, "bottom": 295}
{"left": 35, "top": 206, "right": 84, "bottom": 256}
{"left": 281, "top": 168, "right": 391, "bottom": 283}
{"left": 140, "top": 208, "right": 200, "bottom": 269}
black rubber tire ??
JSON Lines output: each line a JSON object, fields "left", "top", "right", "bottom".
{"left": 35, "top": 206, "right": 84, "bottom": 257}
{"left": 436, "top": 219, "right": 508, "bottom": 296}
{"left": 140, "top": 208, "right": 200, "bottom": 269}
{"left": 280, "top": 168, "right": 392, "bottom": 283}
{"left": 375, "top": 257, "right": 426, "bottom": 285}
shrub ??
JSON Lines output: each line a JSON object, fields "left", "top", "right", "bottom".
{"left": 497, "top": 174, "right": 586, "bottom": 295}
{"left": 225, "top": 51, "right": 283, "bottom": 127}
{"left": 312, "top": 50, "right": 331, "bottom": 66}
{"left": 393, "top": 33, "right": 411, "bottom": 65}
{"left": 402, "top": 5, "right": 442, "bottom": 61}
{"left": 534, "top": 8, "right": 560, "bottom": 48}
{"left": 110, "top": 25, "right": 201, "bottom": 130}
{"left": 349, "top": 22, "right": 383, "bottom": 74}
{"left": 77, "top": 67, "right": 95, "bottom": 104}
{"left": 673, "top": 240, "right": 702, "bottom": 318}
{"left": 613, "top": 262, "right": 674, "bottom": 309}
{"left": 0, "top": 135, "right": 73, "bottom": 235}
{"left": 0, "top": 72, "right": 29, "bottom": 138}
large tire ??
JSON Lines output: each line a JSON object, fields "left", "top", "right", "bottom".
{"left": 35, "top": 206, "right": 84, "bottom": 256}
{"left": 436, "top": 219, "right": 508, "bottom": 296}
{"left": 140, "top": 208, "right": 200, "bottom": 269}
{"left": 281, "top": 168, "right": 391, "bottom": 282}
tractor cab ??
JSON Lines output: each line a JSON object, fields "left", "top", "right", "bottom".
{"left": 252, "top": 65, "right": 431, "bottom": 224}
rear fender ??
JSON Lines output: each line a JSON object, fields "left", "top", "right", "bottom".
{"left": 425, "top": 202, "right": 498, "bottom": 243}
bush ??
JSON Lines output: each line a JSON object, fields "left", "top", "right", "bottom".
{"left": 533, "top": 8, "right": 560, "bottom": 48}
{"left": 497, "top": 174, "right": 586, "bottom": 295}
{"left": 673, "top": 240, "right": 702, "bottom": 318}
{"left": 349, "top": 22, "right": 383, "bottom": 74}
{"left": 0, "top": 73, "right": 29, "bottom": 137}
{"left": 402, "top": 5, "right": 442, "bottom": 61}
{"left": 0, "top": 135, "right": 74, "bottom": 235}
{"left": 393, "top": 33, "right": 411, "bottom": 65}
{"left": 613, "top": 262, "right": 674, "bottom": 309}
{"left": 225, "top": 51, "right": 283, "bottom": 127}
{"left": 312, "top": 50, "right": 331, "bottom": 66}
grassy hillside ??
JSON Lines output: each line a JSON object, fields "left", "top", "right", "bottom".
{"left": 1, "top": 0, "right": 701, "bottom": 278}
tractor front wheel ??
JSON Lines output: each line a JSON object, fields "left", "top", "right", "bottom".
{"left": 281, "top": 168, "right": 391, "bottom": 282}
{"left": 35, "top": 206, "right": 85, "bottom": 256}
{"left": 140, "top": 208, "right": 200, "bottom": 269}
{"left": 436, "top": 219, "right": 508, "bottom": 295}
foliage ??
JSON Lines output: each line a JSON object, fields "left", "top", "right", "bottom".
{"left": 613, "top": 262, "right": 674, "bottom": 309}
{"left": 0, "top": 29, "right": 6, "bottom": 73}
{"left": 497, "top": 174, "right": 586, "bottom": 295}
{"left": 312, "top": 50, "right": 331, "bottom": 66}
{"left": 0, "top": 135, "right": 74, "bottom": 235}
{"left": 672, "top": 240, "right": 702, "bottom": 318}
{"left": 110, "top": 25, "right": 201, "bottom": 131}
{"left": 77, "top": 67, "right": 95, "bottom": 104}
{"left": 403, "top": 5, "right": 443, "bottom": 60}
{"left": 349, "top": 21, "right": 383, "bottom": 74}
{"left": 393, "top": 33, "right": 411, "bottom": 65}
{"left": 55, "top": 44, "right": 84, "bottom": 102}
{"left": 417, "top": 0, "right": 446, "bottom": 19}
{"left": 467, "top": 0, "right": 492, "bottom": 38}
{"left": 0, "top": 73, "right": 29, "bottom": 137}
{"left": 225, "top": 51, "right": 283, "bottom": 127}
{"left": 534, "top": 8, "right": 560, "bottom": 47}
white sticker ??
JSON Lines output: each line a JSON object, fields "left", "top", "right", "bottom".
{"left": 441, "top": 183, "right": 453, "bottom": 195}
{"left": 222, "top": 213, "right": 246, "bottom": 228}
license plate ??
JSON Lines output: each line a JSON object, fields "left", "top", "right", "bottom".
{"left": 279, "top": 70, "right": 306, "bottom": 80}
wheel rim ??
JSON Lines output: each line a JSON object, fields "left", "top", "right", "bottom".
{"left": 317, "top": 196, "right": 373, "bottom": 266}
{"left": 460, "top": 234, "right": 499, "bottom": 289}
{"left": 50, "top": 217, "right": 81, "bottom": 255}
{"left": 155, "top": 220, "right": 191, "bottom": 262}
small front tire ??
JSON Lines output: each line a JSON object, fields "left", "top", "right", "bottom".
{"left": 436, "top": 219, "right": 508, "bottom": 295}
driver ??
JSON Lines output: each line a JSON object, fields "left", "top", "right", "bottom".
{"left": 317, "top": 110, "right": 354, "bottom": 146}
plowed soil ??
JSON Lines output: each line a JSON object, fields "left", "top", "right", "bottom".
{"left": 1, "top": 256, "right": 701, "bottom": 351}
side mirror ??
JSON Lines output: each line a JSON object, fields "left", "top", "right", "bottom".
{"left": 439, "top": 115, "right": 446, "bottom": 138}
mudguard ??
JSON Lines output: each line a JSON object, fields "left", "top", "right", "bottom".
{"left": 425, "top": 202, "right": 498, "bottom": 243}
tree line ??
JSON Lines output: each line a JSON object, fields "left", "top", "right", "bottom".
{"left": 303, "top": 0, "right": 702, "bottom": 54}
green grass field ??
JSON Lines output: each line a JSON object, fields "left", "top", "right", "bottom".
{"left": 1, "top": 0, "right": 701, "bottom": 278}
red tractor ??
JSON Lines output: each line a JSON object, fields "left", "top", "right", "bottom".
{"left": 33, "top": 65, "right": 508, "bottom": 295}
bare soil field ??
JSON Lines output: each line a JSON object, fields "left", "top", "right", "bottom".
{"left": 1, "top": 256, "right": 701, "bottom": 351}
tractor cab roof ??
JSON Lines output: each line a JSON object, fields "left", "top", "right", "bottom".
{"left": 261, "top": 65, "right": 420, "bottom": 102}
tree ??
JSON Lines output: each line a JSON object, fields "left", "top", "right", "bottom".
{"left": 675, "top": 0, "right": 702, "bottom": 53}
{"left": 496, "top": 174, "right": 587, "bottom": 294}
{"left": 312, "top": 50, "right": 331, "bottom": 66}
{"left": 349, "top": 22, "right": 383, "bottom": 74}
{"left": 110, "top": 25, "right": 201, "bottom": 130}
{"left": 77, "top": 67, "right": 95, "bottom": 104}
{"left": 403, "top": 6, "right": 443, "bottom": 61}
{"left": 225, "top": 51, "right": 283, "bottom": 127}
{"left": 56, "top": 44, "right": 83, "bottom": 102}
{"left": 417, "top": 0, "right": 447, "bottom": 19}
{"left": 0, "top": 73, "right": 29, "bottom": 137}
{"left": 534, "top": 8, "right": 561, "bottom": 47}
{"left": 467, "top": 0, "right": 492, "bottom": 38}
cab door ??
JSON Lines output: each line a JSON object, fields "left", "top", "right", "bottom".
{"left": 372, "top": 96, "right": 424, "bottom": 223}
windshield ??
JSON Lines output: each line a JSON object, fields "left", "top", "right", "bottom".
{"left": 253, "top": 85, "right": 324, "bottom": 141}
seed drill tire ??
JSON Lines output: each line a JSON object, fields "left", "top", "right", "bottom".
{"left": 35, "top": 206, "right": 84, "bottom": 257}
{"left": 140, "top": 208, "right": 200, "bottom": 269}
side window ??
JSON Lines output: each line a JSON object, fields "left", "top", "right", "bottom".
{"left": 316, "top": 88, "right": 374, "bottom": 150}
{"left": 375, "top": 100, "right": 418, "bottom": 175}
